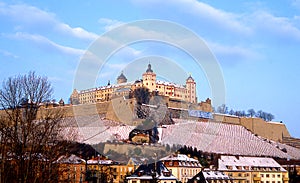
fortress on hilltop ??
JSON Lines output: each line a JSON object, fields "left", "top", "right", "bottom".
{"left": 70, "top": 63, "right": 198, "bottom": 105}
{"left": 65, "top": 63, "right": 299, "bottom": 145}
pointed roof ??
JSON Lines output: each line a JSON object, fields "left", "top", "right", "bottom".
{"left": 58, "top": 98, "right": 64, "bottom": 105}
{"left": 146, "top": 63, "right": 153, "bottom": 73}
{"left": 186, "top": 74, "right": 194, "bottom": 81}
{"left": 117, "top": 72, "right": 127, "bottom": 80}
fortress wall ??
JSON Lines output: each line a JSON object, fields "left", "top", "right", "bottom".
{"left": 213, "top": 114, "right": 291, "bottom": 142}
{"left": 167, "top": 99, "right": 189, "bottom": 109}
{"left": 250, "top": 118, "right": 290, "bottom": 141}
{"left": 8, "top": 98, "right": 291, "bottom": 143}
{"left": 213, "top": 114, "right": 240, "bottom": 125}
{"left": 105, "top": 97, "right": 137, "bottom": 125}
{"left": 103, "top": 143, "right": 166, "bottom": 156}
{"left": 240, "top": 117, "right": 254, "bottom": 131}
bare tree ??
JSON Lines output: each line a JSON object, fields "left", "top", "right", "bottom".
{"left": 247, "top": 109, "right": 256, "bottom": 117}
{"left": 0, "top": 72, "right": 76, "bottom": 183}
{"left": 217, "top": 104, "right": 228, "bottom": 114}
{"left": 266, "top": 113, "right": 275, "bottom": 121}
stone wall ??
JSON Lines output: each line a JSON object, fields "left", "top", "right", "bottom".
{"left": 31, "top": 98, "right": 293, "bottom": 143}
{"left": 214, "top": 113, "right": 291, "bottom": 142}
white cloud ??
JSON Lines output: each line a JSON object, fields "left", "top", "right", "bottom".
{"left": 56, "top": 23, "right": 98, "bottom": 41}
{"left": 0, "top": 2, "right": 98, "bottom": 41}
{"left": 0, "top": 49, "right": 18, "bottom": 59}
{"left": 131, "top": 0, "right": 252, "bottom": 35}
{"left": 8, "top": 32, "right": 84, "bottom": 57}
{"left": 207, "top": 41, "right": 260, "bottom": 64}
{"left": 98, "top": 18, "right": 124, "bottom": 32}
{"left": 250, "top": 11, "right": 300, "bottom": 41}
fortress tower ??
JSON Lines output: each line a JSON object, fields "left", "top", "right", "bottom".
{"left": 142, "top": 63, "right": 157, "bottom": 92}
{"left": 186, "top": 75, "right": 197, "bottom": 103}
{"left": 117, "top": 72, "right": 127, "bottom": 84}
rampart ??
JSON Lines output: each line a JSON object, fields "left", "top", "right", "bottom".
{"left": 5, "top": 97, "right": 291, "bottom": 144}
{"left": 214, "top": 113, "right": 291, "bottom": 142}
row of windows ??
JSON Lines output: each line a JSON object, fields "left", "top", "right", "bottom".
{"left": 261, "top": 173, "right": 282, "bottom": 178}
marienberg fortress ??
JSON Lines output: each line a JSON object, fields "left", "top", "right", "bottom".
{"left": 64, "top": 64, "right": 296, "bottom": 146}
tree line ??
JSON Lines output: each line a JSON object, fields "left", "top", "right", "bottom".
{"left": 215, "top": 104, "right": 275, "bottom": 121}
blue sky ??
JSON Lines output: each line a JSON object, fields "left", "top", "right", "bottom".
{"left": 0, "top": 0, "right": 300, "bottom": 137}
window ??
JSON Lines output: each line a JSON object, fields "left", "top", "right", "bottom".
{"left": 266, "top": 174, "right": 270, "bottom": 178}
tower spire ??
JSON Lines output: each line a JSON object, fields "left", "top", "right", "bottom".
{"left": 146, "top": 63, "right": 153, "bottom": 73}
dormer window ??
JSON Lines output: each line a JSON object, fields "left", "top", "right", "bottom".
{"left": 137, "top": 170, "right": 144, "bottom": 176}
{"left": 163, "top": 171, "right": 171, "bottom": 177}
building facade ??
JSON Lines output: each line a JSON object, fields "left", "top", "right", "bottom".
{"left": 70, "top": 64, "right": 197, "bottom": 105}
{"left": 160, "top": 154, "right": 202, "bottom": 183}
{"left": 218, "top": 156, "right": 289, "bottom": 183}
{"left": 56, "top": 154, "right": 86, "bottom": 183}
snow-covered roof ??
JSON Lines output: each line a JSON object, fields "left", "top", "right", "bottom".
{"left": 56, "top": 154, "right": 85, "bottom": 164}
{"left": 126, "top": 161, "right": 177, "bottom": 181}
{"left": 156, "top": 80, "right": 185, "bottom": 89}
{"left": 218, "top": 156, "right": 286, "bottom": 171}
{"left": 202, "top": 170, "right": 231, "bottom": 180}
{"left": 160, "top": 154, "right": 202, "bottom": 167}
{"left": 87, "top": 158, "right": 114, "bottom": 165}
{"left": 160, "top": 154, "right": 199, "bottom": 163}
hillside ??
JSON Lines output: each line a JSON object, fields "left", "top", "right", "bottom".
{"left": 65, "top": 115, "right": 300, "bottom": 160}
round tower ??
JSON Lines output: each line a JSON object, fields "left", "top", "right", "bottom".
{"left": 117, "top": 72, "right": 127, "bottom": 84}
{"left": 142, "top": 63, "right": 156, "bottom": 92}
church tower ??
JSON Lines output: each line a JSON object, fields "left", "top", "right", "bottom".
{"left": 117, "top": 71, "right": 127, "bottom": 84}
{"left": 142, "top": 63, "right": 156, "bottom": 92}
{"left": 186, "top": 75, "right": 197, "bottom": 103}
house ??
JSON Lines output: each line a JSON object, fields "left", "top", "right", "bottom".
{"left": 218, "top": 155, "right": 289, "bottom": 183}
{"left": 56, "top": 154, "right": 86, "bottom": 183}
{"left": 160, "top": 154, "right": 202, "bottom": 183}
{"left": 126, "top": 161, "right": 178, "bottom": 183}
{"left": 86, "top": 155, "right": 115, "bottom": 183}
